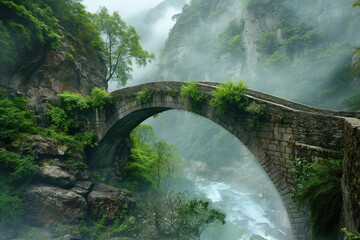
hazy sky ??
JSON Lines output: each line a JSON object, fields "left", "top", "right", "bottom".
{"left": 82, "top": 0, "right": 164, "bottom": 18}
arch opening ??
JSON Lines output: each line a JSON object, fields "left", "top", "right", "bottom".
{"left": 90, "top": 82, "right": 312, "bottom": 239}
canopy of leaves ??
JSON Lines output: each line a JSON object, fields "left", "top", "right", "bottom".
{"left": 92, "top": 7, "right": 154, "bottom": 85}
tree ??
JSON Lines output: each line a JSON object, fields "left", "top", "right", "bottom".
{"left": 154, "top": 140, "right": 176, "bottom": 188}
{"left": 354, "top": 1, "right": 360, "bottom": 7}
{"left": 147, "top": 192, "right": 226, "bottom": 240}
{"left": 93, "top": 7, "right": 154, "bottom": 85}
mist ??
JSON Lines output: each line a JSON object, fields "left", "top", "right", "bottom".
{"left": 83, "top": 0, "right": 358, "bottom": 238}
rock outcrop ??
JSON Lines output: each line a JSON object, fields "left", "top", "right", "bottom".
{"left": 87, "top": 183, "right": 135, "bottom": 222}
{"left": 18, "top": 134, "right": 135, "bottom": 228}
{"left": 0, "top": 38, "right": 107, "bottom": 112}
{"left": 24, "top": 185, "right": 88, "bottom": 226}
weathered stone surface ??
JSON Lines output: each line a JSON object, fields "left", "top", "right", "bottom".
{"left": 24, "top": 185, "right": 87, "bottom": 226}
{"left": 19, "top": 135, "right": 67, "bottom": 160}
{"left": 41, "top": 164, "right": 76, "bottom": 188}
{"left": 87, "top": 183, "right": 135, "bottom": 222}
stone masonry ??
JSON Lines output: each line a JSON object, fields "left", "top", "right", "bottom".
{"left": 87, "top": 81, "right": 360, "bottom": 240}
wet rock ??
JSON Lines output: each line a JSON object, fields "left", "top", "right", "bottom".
{"left": 87, "top": 183, "right": 135, "bottom": 222}
{"left": 41, "top": 164, "right": 76, "bottom": 188}
{"left": 24, "top": 185, "right": 87, "bottom": 226}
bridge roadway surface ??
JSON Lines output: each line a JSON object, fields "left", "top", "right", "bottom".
{"left": 87, "top": 81, "right": 360, "bottom": 240}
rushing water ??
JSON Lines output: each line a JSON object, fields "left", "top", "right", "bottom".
{"left": 193, "top": 178, "right": 293, "bottom": 240}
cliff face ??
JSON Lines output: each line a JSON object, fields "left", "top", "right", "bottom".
{"left": 0, "top": 38, "right": 107, "bottom": 112}
{"left": 157, "top": 0, "right": 359, "bottom": 109}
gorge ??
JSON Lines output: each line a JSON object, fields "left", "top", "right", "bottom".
{"left": 0, "top": 0, "right": 360, "bottom": 239}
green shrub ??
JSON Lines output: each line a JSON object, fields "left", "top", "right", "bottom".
{"left": 210, "top": 80, "right": 248, "bottom": 116}
{"left": 58, "top": 91, "right": 89, "bottom": 113}
{"left": 341, "top": 228, "right": 360, "bottom": 240}
{"left": 0, "top": 98, "right": 38, "bottom": 143}
{"left": 46, "top": 106, "right": 72, "bottom": 132}
{"left": 137, "top": 88, "right": 153, "bottom": 103}
{"left": 87, "top": 87, "right": 114, "bottom": 109}
{"left": 0, "top": 190, "right": 23, "bottom": 226}
{"left": 245, "top": 101, "right": 263, "bottom": 129}
{"left": 292, "top": 158, "right": 343, "bottom": 239}
{"left": 0, "top": 150, "right": 38, "bottom": 182}
{"left": 180, "top": 81, "right": 206, "bottom": 113}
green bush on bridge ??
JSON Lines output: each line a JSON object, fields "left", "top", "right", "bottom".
{"left": 136, "top": 88, "right": 153, "bottom": 103}
{"left": 210, "top": 80, "right": 263, "bottom": 128}
{"left": 180, "top": 81, "right": 207, "bottom": 113}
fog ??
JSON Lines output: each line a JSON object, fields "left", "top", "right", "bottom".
{"left": 81, "top": 0, "right": 359, "bottom": 238}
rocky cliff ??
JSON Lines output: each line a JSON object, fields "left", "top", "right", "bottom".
{"left": 0, "top": 37, "right": 107, "bottom": 112}
{"left": 157, "top": 0, "right": 360, "bottom": 109}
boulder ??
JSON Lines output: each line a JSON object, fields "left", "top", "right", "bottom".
{"left": 41, "top": 164, "right": 76, "bottom": 188}
{"left": 87, "top": 183, "right": 135, "bottom": 222}
{"left": 19, "top": 135, "right": 68, "bottom": 160}
{"left": 24, "top": 185, "right": 87, "bottom": 226}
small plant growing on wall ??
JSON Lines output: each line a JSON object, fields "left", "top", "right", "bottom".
{"left": 180, "top": 81, "right": 206, "bottom": 113}
{"left": 137, "top": 88, "right": 153, "bottom": 103}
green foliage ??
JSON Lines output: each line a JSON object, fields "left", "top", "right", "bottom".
{"left": 340, "top": 92, "right": 360, "bottom": 110}
{"left": 121, "top": 125, "right": 179, "bottom": 191}
{"left": 256, "top": 32, "right": 278, "bottom": 55}
{"left": 210, "top": 80, "right": 248, "bottom": 116}
{"left": 87, "top": 87, "right": 114, "bottom": 109}
{"left": 174, "top": 194, "right": 226, "bottom": 239}
{"left": 0, "top": 190, "right": 23, "bottom": 226}
{"left": 0, "top": 150, "right": 38, "bottom": 182}
{"left": 279, "top": 18, "right": 323, "bottom": 56}
{"left": 291, "top": 158, "right": 343, "bottom": 239}
{"left": 58, "top": 91, "right": 89, "bottom": 114}
{"left": 147, "top": 192, "right": 226, "bottom": 239}
{"left": 341, "top": 228, "right": 360, "bottom": 239}
{"left": 92, "top": 7, "right": 154, "bottom": 85}
{"left": 93, "top": 214, "right": 107, "bottom": 238}
{"left": 0, "top": 0, "right": 105, "bottom": 72}
{"left": 245, "top": 101, "right": 263, "bottom": 129}
{"left": 46, "top": 106, "right": 72, "bottom": 132}
{"left": 0, "top": 97, "right": 38, "bottom": 144}
{"left": 181, "top": 81, "right": 207, "bottom": 113}
{"left": 137, "top": 88, "right": 153, "bottom": 103}
{"left": 353, "top": 1, "right": 360, "bottom": 7}
{"left": 213, "top": 20, "right": 245, "bottom": 62}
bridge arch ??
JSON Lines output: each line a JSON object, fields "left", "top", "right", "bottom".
{"left": 89, "top": 81, "right": 347, "bottom": 240}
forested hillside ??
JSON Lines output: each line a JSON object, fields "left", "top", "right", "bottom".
{"left": 157, "top": 0, "right": 360, "bottom": 109}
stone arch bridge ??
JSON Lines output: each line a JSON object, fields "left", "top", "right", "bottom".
{"left": 87, "top": 81, "right": 360, "bottom": 240}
